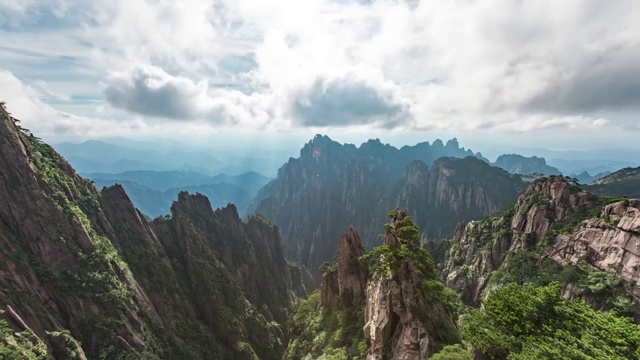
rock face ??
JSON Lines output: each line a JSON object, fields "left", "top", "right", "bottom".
{"left": 364, "top": 210, "right": 457, "bottom": 360}
{"left": 548, "top": 200, "right": 640, "bottom": 317}
{"left": 445, "top": 176, "right": 600, "bottom": 306}
{"left": 337, "top": 226, "right": 368, "bottom": 305}
{"left": 249, "top": 135, "right": 524, "bottom": 281}
{"left": 493, "top": 154, "right": 562, "bottom": 176}
{"left": 0, "top": 104, "right": 301, "bottom": 359}
{"left": 444, "top": 175, "right": 640, "bottom": 316}
{"left": 306, "top": 211, "right": 458, "bottom": 359}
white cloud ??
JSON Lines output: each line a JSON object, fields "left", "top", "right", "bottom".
{"left": 1, "top": 0, "right": 640, "bottom": 138}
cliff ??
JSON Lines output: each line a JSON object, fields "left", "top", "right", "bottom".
{"left": 287, "top": 209, "right": 460, "bottom": 359}
{"left": 250, "top": 135, "right": 524, "bottom": 281}
{"left": 0, "top": 104, "right": 301, "bottom": 358}
{"left": 444, "top": 175, "right": 640, "bottom": 318}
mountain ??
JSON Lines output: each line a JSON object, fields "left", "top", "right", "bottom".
{"left": 92, "top": 180, "right": 251, "bottom": 218}
{"left": 493, "top": 153, "right": 562, "bottom": 176}
{"left": 585, "top": 166, "right": 640, "bottom": 199}
{"left": 569, "top": 170, "right": 611, "bottom": 184}
{"left": 286, "top": 210, "right": 460, "bottom": 359}
{"left": 0, "top": 104, "right": 309, "bottom": 358}
{"left": 443, "top": 175, "right": 640, "bottom": 318}
{"left": 249, "top": 135, "right": 524, "bottom": 280}
{"left": 548, "top": 158, "right": 636, "bottom": 176}
{"left": 54, "top": 140, "right": 221, "bottom": 174}
{"left": 86, "top": 170, "right": 271, "bottom": 217}
{"left": 86, "top": 170, "right": 270, "bottom": 194}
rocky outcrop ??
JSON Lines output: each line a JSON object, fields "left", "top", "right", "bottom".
{"left": 364, "top": 210, "right": 459, "bottom": 359}
{"left": 337, "top": 226, "right": 368, "bottom": 305}
{"left": 444, "top": 175, "right": 640, "bottom": 318}
{"left": 547, "top": 200, "right": 640, "bottom": 318}
{"left": 445, "top": 176, "right": 600, "bottom": 306}
{"left": 320, "top": 225, "right": 368, "bottom": 307}
{"left": 365, "top": 259, "right": 452, "bottom": 360}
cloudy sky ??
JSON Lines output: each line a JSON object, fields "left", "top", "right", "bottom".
{"left": 1, "top": 0, "right": 639, "bottom": 157}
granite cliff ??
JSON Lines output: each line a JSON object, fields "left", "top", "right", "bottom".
{"left": 444, "top": 175, "right": 640, "bottom": 318}
{"left": 250, "top": 135, "right": 524, "bottom": 280}
{"left": 0, "top": 104, "right": 306, "bottom": 358}
{"left": 286, "top": 209, "right": 460, "bottom": 359}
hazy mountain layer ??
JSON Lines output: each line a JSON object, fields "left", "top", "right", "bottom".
{"left": 586, "top": 166, "right": 640, "bottom": 199}
{"left": 493, "top": 153, "right": 562, "bottom": 176}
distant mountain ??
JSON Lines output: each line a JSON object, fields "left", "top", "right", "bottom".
{"left": 92, "top": 180, "right": 251, "bottom": 218}
{"left": 248, "top": 135, "right": 524, "bottom": 280}
{"left": 86, "top": 170, "right": 271, "bottom": 194}
{"left": 569, "top": 170, "right": 611, "bottom": 185}
{"left": 548, "top": 158, "right": 636, "bottom": 176}
{"left": 54, "top": 140, "right": 221, "bottom": 173}
{"left": 585, "top": 167, "right": 640, "bottom": 198}
{"left": 493, "top": 154, "right": 562, "bottom": 176}
{"left": 87, "top": 170, "right": 271, "bottom": 217}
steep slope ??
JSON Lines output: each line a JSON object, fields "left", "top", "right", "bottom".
{"left": 286, "top": 209, "right": 460, "bottom": 359}
{"left": 250, "top": 135, "right": 524, "bottom": 280}
{"left": 444, "top": 175, "right": 640, "bottom": 318}
{"left": 493, "top": 153, "right": 562, "bottom": 176}
{"left": 0, "top": 104, "right": 301, "bottom": 359}
{"left": 586, "top": 166, "right": 640, "bottom": 198}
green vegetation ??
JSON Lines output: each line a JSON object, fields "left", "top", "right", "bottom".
{"left": 430, "top": 344, "right": 472, "bottom": 360}
{"left": 0, "top": 319, "right": 48, "bottom": 360}
{"left": 463, "top": 283, "right": 640, "bottom": 359}
{"left": 487, "top": 251, "right": 634, "bottom": 316}
{"left": 285, "top": 291, "right": 366, "bottom": 360}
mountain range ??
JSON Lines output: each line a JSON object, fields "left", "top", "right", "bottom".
{"left": 85, "top": 171, "right": 272, "bottom": 218}
{"left": 248, "top": 135, "right": 526, "bottom": 280}
{"left": 3, "top": 101, "right": 640, "bottom": 359}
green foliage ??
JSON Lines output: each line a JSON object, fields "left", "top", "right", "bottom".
{"left": 463, "top": 283, "right": 640, "bottom": 359}
{"left": 285, "top": 291, "right": 365, "bottom": 360}
{"left": 0, "top": 319, "right": 48, "bottom": 359}
{"left": 487, "top": 251, "right": 634, "bottom": 316}
{"left": 430, "top": 344, "right": 472, "bottom": 360}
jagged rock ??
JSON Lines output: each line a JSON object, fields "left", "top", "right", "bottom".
{"left": 249, "top": 135, "right": 524, "bottom": 282}
{"left": 337, "top": 226, "right": 368, "bottom": 305}
{"left": 547, "top": 200, "right": 640, "bottom": 318}
{"left": 365, "top": 259, "right": 445, "bottom": 360}
{"left": 0, "top": 104, "right": 297, "bottom": 359}
{"left": 446, "top": 176, "right": 599, "bottom": 306}
{"left": 364, "top": 211, "right": 457, "bottom": 359}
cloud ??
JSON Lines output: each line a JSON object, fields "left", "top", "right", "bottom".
{"left": 2, "top": 0, "right": 640, "bottom": 138}
{"left": 525, "top": 57, "right": 640, "bottom": 113}
{"left": 104, "top": 65, "right": 271, "bottom": 126}
{"left": 104, "top": 66, "right": 211, "bottom": 119}
{"left": 290, "top": 71, "right": 410, "bottom": 128}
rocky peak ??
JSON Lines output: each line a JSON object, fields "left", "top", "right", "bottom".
{"left": 445, "top": 137, "right": 459, "bottom": 149}
{"left": 364, "top": 210, "right": 459, "bottom": 359}
{"left": 337, "top": 226, "right": 368, "bottom": 304}
{"left": 512, "top": 177, "right": 599, "bottom": 238}
{"left": 172, "top": 191, "right": 215, "bottom": 216}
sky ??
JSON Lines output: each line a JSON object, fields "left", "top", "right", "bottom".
{"left": 1, "top": 0, "right": 639, "bottom": 160}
